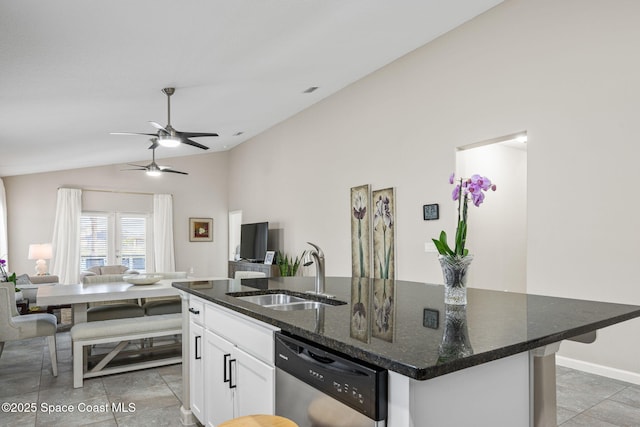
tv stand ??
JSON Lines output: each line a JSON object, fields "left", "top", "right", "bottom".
{"left": 228, "top": 260, "right": 279, "bottom": 279}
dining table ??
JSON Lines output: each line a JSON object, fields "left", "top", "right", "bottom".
{"left": 36, "top": 278, "right": 203, "bottom": 323}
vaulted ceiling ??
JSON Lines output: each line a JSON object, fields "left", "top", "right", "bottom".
{"left": 0, "top": 0, "right": 502, "bottom": 176}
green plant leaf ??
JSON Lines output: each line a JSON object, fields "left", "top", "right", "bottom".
{"left": 435, "top": 231, "right": 455, "bottom": 256}
{"left": 432, "top": 238, "right": 446, "bottom": 255}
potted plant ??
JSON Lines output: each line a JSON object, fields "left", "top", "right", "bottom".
{"left": 275, "top": 251, "right": 306, "bottom": 277}
{"left": 432, "top": 173, "right": 496, "bottom": 305}
{"left": 0, "top": 259, "right": 22, "bottom": 301}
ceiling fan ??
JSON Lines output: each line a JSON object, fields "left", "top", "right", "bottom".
{"left": 122, "top": 139, "right": 188, "bottom": 176}
{"left": 111, "top": 87, "right": 218, "bottom": 150}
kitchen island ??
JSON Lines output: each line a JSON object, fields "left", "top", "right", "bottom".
{"left": 174, "top": 277, "right": 640, "bottom": 426}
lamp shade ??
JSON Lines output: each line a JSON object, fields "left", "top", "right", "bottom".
{"left": 28, "top": 243, "right": 53, "bottom": 260}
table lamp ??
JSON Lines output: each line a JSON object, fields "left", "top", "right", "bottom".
{"left": 28, "top": 243, "right": 53, "bottom": 275}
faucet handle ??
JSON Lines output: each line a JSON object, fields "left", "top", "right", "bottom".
{"left": 306, "top": 242, "right": 324, "bottom": 258}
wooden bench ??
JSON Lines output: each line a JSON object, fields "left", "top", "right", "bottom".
{"left": 71, "top": 313, "right": 182, "bottom": 388}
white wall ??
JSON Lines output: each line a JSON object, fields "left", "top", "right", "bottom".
{"left": 228, "top": 0, "right": 640, "bottom": 375}
{"left": 4, "top": 151, "right": 229, "bottom": 279}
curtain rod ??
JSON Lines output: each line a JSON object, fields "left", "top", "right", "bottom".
{"left": 58, "top": 187, "right": 160, "bottom": 196}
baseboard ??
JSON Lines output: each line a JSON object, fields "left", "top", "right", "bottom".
{"left": 556, "top": 355, "right": 640, "bottom": 385}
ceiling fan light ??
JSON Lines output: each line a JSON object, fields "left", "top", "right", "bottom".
{"left": 158, "top": 135, "right": 181, "bottom": 148}
{"left": 146, "top": 169, "right": 162, "bottom": 177}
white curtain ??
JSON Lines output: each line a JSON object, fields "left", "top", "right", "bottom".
{"left": 153, "top": 194, "right": 175, "bottom": 272}
{"left": 51, "top": 188, "right": 82, "bottom": 284}
{"left": 0, "top": 178, "right": 7, "bottom": 267}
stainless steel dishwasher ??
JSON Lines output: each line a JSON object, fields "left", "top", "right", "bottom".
{"left": 275, "top": 332, "right": 387, "bottom": 427}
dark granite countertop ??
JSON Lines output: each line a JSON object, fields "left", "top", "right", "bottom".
{"left": 173, "top": 277, "right": 640, "bottom": 380}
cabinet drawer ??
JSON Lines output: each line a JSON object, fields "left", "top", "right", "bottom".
{"left": 205, "top": 303, "right": 277, "bottom": 365}
{"left": 188, "top": 297, "right": 205, "bottom": 325}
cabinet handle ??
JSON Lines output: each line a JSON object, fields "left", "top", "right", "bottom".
{"left": 229, "top": 358, "right": 237, "bottom": 389}
{"left": 194, "top": 335, "right": 201, "bottom": 360}
{"left": 223, "top": 353, "right": 231, "bottom": 383}
{"left": 188, "top": 307, "right": 200, "bottom": 315}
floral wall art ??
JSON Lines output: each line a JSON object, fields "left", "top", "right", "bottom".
{"left": 372, "top": 187, "right": 395, "bottom": 280}
{"left": 372, "top": 187, "right": 396, "bottom": 342}
{"left": 350, "top": 185, "right": 396, "bottom": 343}
{"left": 350, "top": 184, "right": 371, "bottom": 278}
{"left": 350, "top": 185, "right": 372, "bottom": 343}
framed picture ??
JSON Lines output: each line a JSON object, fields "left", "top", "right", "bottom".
{"left": 264, "top": 251, "right": 275, "bottom": 265}
{"left": 350, "top": 184, "right": 371, "bottom": 278}
{"left": 372, "top": 187, "right": 395, "bottom": 280}
{"left": 189, "top": 218, "right": 213, "bottom": 242}
{"left": 423, "top": 203, "right": 439, "bottom": 221}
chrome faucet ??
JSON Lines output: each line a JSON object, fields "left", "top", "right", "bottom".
{"left": 303, "top": 242, "right": 328, "bottom": 297}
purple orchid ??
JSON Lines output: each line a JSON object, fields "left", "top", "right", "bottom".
{"left": 434, "top": 172, "right": 497, "bottom": 257}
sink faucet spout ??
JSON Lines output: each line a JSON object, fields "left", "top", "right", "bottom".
{"left": 303, "top": 242, "right": 326, "bottom": 296}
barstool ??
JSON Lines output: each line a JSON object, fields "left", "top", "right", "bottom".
{"left": 218, "top": 414, "right": 298, "bottom": 427}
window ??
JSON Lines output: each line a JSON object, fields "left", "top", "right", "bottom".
{"left": 80, "top": 214, "right": 108, "bottom": 270}
{"left": 80, "top": 212, "right": 152, "bottom": 272}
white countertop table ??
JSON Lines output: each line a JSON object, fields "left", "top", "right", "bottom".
{"left": 36, "top": 279, "right": 184, "bottom": 323}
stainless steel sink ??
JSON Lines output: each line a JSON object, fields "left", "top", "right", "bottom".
{"left": 229, "top": 291, "right": 346, "bottom": 311}
{"left": 267, "top": 301, "right": 330, "bottom": 311}
{"left": 235, "top": 293, "right": 308, "bottom": 306}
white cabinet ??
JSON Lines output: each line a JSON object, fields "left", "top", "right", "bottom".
{"left": 204, "top": 329, "right": 275, "bottom": 426}
{"left": 204, "top": 330, "right": 235, "bottom": 425}
{"left": 187, "top": 295, "right": 278, "bottom": 426}
{"left": 189, "top": 320, "right": 205, "bottom": 421}
{"left": 188, "top": 298, "right": 205, "bottom": 422}
{"left": 233, "top": 344, "right": 275, "bottom": 418}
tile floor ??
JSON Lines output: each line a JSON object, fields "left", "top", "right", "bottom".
{"left": 557, "top": 365, "right": 640, "bottom": 426}
{"left": 0, "top": 331, "right": 185, "bottom": 426}
{"left": 1, "top": 331, "right": 639, "bottom": 426}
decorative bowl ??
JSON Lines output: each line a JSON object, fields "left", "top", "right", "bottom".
{"left": 123, "top": 274, "right": 164, "bottom": 285}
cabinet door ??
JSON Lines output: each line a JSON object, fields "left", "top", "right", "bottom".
{"left": 189, "top": 320, "right": 205, "bottom": 423}
{"left": 204, "top": 330, "right": 235, "bottom": 427}
{"left": 234, "top": 347, "right": 275, "bottom": 418}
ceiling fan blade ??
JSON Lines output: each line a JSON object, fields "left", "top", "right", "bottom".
{"left": 148, "top": 140, "right": 159, "bottom": 150}
{"left": 180, "top": 132, "right": 219, "bottom": 138}
{"left": 179, "top": 136, "right": 210, "bottom": 150}
{"left": 111, "top": 132, "right": 157, "bottom": 136}
{"left": 121, "top": 167, "right": 147, "bottom": 171}
{"left": 162, "top": 168, "right": 189, "bottom": 175}
{"left": 149, "top": 121, "right": 168, "bottom": 132}
{"left": 113, "top": 88, "right": 214, "bottom": 152}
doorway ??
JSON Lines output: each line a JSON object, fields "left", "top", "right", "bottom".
{"left": 456, "top": 132, "right": 527, "bottom": 292}
{"left": 228, "top": 210, "right": 242, "bottom": 261}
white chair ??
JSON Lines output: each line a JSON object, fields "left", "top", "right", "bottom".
{"left": 0, "top": 282, "right": 58, "bottom": 376}
{"left": 234, "top": 271, "right": 267, "bottom": 279}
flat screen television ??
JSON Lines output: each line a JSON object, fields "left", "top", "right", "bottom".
{"left": 240, "top": 222, "right": 269, "bottom": 262}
